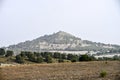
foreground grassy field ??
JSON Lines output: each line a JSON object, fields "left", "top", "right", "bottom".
{"left": 0, "top": 61, "right": 120, "bottom": 80}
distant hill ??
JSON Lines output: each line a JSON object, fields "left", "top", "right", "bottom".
{"left": 6, "top": 31, "right": 120, "bottom": 54}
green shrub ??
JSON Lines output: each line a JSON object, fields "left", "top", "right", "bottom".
{"left": 58, "top": 59, "right": 64, "bottom": 63}
{"left": 105, "top": 61, "right": 108, "bottom": 64}
{"left": 100, "top": 71, "right": 107, "bottom": 77}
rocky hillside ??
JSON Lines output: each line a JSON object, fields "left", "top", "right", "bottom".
{"left": 6, "top": 31, "right": 120, "bottom": 54}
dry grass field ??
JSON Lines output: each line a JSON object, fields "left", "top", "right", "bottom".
{"left": 0, "top": 61, "right": 120, "bottom": 80}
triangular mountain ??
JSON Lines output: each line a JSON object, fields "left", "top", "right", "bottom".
{"left": 35, "top": 31, "right": 81, "bottom": 44}
{"left": 6, "top": 31, "right": 120, "bottom": 54}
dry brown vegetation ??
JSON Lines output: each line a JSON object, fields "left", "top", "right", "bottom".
{"left": 0, "top": 61, "right": 120, "bottom": 80}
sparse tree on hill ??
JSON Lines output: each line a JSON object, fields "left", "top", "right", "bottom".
{"left": 71, "top": 55, "right": 79, "bottom": 62}
{"left": 58, "top": 58, "right": 64, "bottom": 63}
{"left": 0, "top": 48, "right": 5, "bottom": 56}
{"left": 5, "top": 50, "right": 14, "bottom": 57}
{"left": 67, "top": 54, "right": 74, "bottom": 60}
{"left": 61, "top": 53, "right": 67, "bottom": 59}
{"left": 79, "top": 54, "right": 90, "bottom": 61}
{"left": 27, "top": 53, "right": 36, "bottom": 62}
{"left": 20, "top": 51, "right": 26, "bottom": 58}
{"left": 15, "top": 55, "right": 24, "bottom": 63}
{"left": 34, "top": 52, "right": 41, "bottom": 57}
{"left": 45, "top": 55, "right": 53, "bottom": 63}
{"left": 53, "top": 52, "right": 61, "bottom": 58}
{"left": 36, "top": 56, "right": 44, "bottom": 63}
{"left": 41, "top": 52, "right": 53, "bottom": 58}
{"left": 113, "top": 55, "right": 120, "bottom": 60}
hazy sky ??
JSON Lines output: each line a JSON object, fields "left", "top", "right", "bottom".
{"left": 0, "top": 0, "right": 120, "bottom": 47}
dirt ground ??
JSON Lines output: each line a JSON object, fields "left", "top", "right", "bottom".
{"left": 0, "top": 61, "right": 120, "bottom": 80}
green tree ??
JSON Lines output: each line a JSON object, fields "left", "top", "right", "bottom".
{"left": 71, "top": 55, "right": 79, "bottom": 62}
{"left": 58, "top": 58, "right": 64, "bottom": 63}
{"left": 79, "top": 54, "right": 90, "bottom": 61}
{"left": 53, "top": 52, "right": 61, "bottom": 58}
{"left": 23, "top": 51, "right": 32, "bottom": 58}
{"left": 113, "top": 55, "right": 120, "bottom": 60}
{"left": 20, "top": 51, "right": 26, "bottom": 58}
{"left": 27, "top": 53, "right": 36, "bottom": 62}
{"left": 0, "top": 48, "right": 5, "bottom": 56}
{"left": 45, "top": 55, "right": 52, "bottom": 63}
{"left": 42, "top": 52, "right": 53, "bottom": 58}
{"left": 67, "top": 54, "right": 74, "bottom": 60}
{"left": 61, "top": 53, "right": 66, "bottom": 59}
{"left": 5, "top": 50, "right": 14, "bottom": 57}
{"left": 36, "top": 56, "right": 43, "bottom": 63}
{"left": 15, "top": 55, "right": 24, "bottom": 63}
{"left": 34, "top": 52, "right": 41, "bottom": 57}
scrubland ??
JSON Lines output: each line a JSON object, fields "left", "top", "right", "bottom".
{"left": 0, "top": 61, "right": 120, "bottom": 80}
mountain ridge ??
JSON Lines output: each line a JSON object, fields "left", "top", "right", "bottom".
{"left": 6, "top": 31, "right": 120, "bottom": 54}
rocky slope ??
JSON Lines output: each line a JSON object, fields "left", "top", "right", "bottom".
{"left": 6, "top": 31, "right": 120, "bottom": 54}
